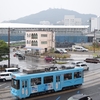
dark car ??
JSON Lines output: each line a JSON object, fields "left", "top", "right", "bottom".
{"left": 18, "top": 54, "right": 25, "bottom": 60}
{"left": 67, "top": 94, "right": 92, "bottom": 100}
{"left": 14, "top": 52, "right": 25, "bottom": 60}
{"left": 84, "top": 58, "right": 100, "bottom": 63}
{"left": 54, "top": 50, "right": 62, "bottom": 53}
{"left": 45, "top": 56, "right": 55, "bottom": 62}
{"left": 14, "top": 52, "right": 22, "bottom": 57}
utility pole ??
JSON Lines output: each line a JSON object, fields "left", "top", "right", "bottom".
{"left": 93, "top": 29, "right": 97, "bottom": 53}
{"left": 94, "top": 30, "right": 95, "bottom": 53}
{"left": 8, "top": 27, "right": 10, "bottom": 67}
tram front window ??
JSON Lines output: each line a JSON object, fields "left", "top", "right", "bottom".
{"left": 11, "top": 78, "right": 20, "bottom": 89}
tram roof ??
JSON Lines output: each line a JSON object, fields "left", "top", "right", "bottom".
{"left": 12, "top": 66, "right": 83, "bottom": 77}
{"left": 0, "top": 23, "right": 89, "bottom": 29}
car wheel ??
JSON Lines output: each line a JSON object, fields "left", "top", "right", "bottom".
{"left": 3, "top": 78, "right": 6, "bottom": 82}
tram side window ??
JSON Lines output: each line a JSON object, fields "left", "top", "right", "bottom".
{"left": 11, "top": 79, "right": 20, "bottom": 89}
{"left": 22, "top": 81, "right": 24, "bottom": 88}
{"left": 25, "top": 81, "right": 27, "bottom": 87}
{"left": 56, "top": 76, "right": 60, "bottom": 82}
{"left": 74, "top": 72, "right": 81, "bottom": 78}
{"left": 64, "top": 73, "right": 72, "bottom": 80}
{"left": 22, "top": 81, "right": 27, "bottom": 88}
{"left": 44, "top": 76, "right": 53, "bottom": 84}
{"left": 31, "top": 77, "right": 41, "bottom": 86}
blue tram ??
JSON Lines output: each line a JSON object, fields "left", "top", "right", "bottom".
{"left": 11, "top": 66, "right": 84, "bottom": 99}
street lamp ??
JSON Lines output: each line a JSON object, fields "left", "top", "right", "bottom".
{"left": 8, "top": 27, "right": 10, "bottom": 67}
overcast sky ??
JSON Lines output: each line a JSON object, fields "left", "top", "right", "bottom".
{"left": 0, "top": 0, "right": 100, "bottom": 23}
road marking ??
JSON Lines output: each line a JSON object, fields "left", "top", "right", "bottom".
{"left": 0, "top": 83, "right": 6, "bottom": 87}
{"left": 5, "top": 86, "right": 9, "bottom": 88}
{"left": 56, "top": 96, "right": 60, "bottom": 100}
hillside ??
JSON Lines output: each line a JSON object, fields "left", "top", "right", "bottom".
{"left": 2, "top": 8, "right": 97, "bottom": 25}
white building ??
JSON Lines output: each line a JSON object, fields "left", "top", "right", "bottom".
{"left": 90, "top": 16, "right": 100, "bottom": 32}
{"left": 0, "top": 23, "right": 89, "bottom": 43}
{"left": 40, "top": 21, "right": 50, "bottom": 25}
{"left": 64, "top": 15, "right": 82, "bottom": 26}
{"left": 26, "top": 31, "right": 55, "bottom": 53}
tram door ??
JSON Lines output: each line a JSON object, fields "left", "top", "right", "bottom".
{"left": 21, "top": 80, "right": 29, "bottom": 98}
{"left": 55, "top": 75, "right": 61, "bottom": 91}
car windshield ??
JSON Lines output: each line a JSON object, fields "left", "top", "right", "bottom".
{"left": 81, "top": 64, "right": 87, "bottom": 66}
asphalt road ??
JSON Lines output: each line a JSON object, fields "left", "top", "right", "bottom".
{"left": 37, "top": 85, "right": 100, "bottom": 100}
{"left": 0, "top": 50, "right": 100, "bottom": 100}
{"left": 0, "top": 50, "right": 99, "bottom": 87}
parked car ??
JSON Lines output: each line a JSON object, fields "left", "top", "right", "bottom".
{"left": 54, "top": 50, "right": 62, "bottom": 54}
{"left": 18, "top": 54, "right": 25, "bottom": 60}
{"left": 14, "top": 52, "right": 25, "bottom": 60}
{"left": 84, "top": 58, "right": 100, "bottom": 63}
{"left": 45, "top": 56, "right": 55, "bottom": 62}
{"left": 71, "top": 61, "right": 84, "bottom": 65}
{"left": 74, "top": 47, "right": 88, "bottom": 52}
{"left": 0, "top": 72, "right": 12, "bottom": 82}
{"left": 60, "top": 49, "right": 67, "bottom": 53}
{"left": 65, "top": 47, "right": 72, "bottom": 51}
{"left": 14, "top": 52, "right": 21, "bottom": 57}
{"left": 55, "top": 48, "right": 64, "bottom": 53}
{"left": 67, "top": 94, "right": 92, "bottom": 100}
{"left": 5, "top": 68, "right": 19, "bottom": 72}
{"left": 72, "top": 45, "right": 88, "bottom": 52}
{"left": 76, "top": 63, "right": 89, "bottom": 71}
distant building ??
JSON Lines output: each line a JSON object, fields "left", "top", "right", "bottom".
{"left": 25, "top": 31, "right": 55, "bottom": 52}
{"left": 90, "top": 16, "right": 100, "bottom": 32}
{"left": 64, "top": 15, "right": 82, "bottom": 26}
{"left": 40, "top": 21, "right": 50, "bottom": 25}
{"left": 0, "top": 23, "right": 91, "bottom": 43}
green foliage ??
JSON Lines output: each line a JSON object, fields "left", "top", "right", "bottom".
{"left": 93, "top": 42, "right": 100, "bottom": 48}
{"left": 0, "top": 40, "right": 9, "bottom": 61}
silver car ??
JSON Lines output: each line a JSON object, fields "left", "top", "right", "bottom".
{"left": 76, "top": 63, "right": 89, "bottom": 71}
{"left": 67, "top": 94, "right": 92, "bottom": 100}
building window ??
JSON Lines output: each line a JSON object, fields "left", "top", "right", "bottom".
{"left": 31, "top": 40, "right": 38, "bottom": 46}
{"left": 41, "top": 41, "right": 47, "bottom": 44}
{"left": 27, "top": 40, "right": 29, "bottom": 44}
{"left": 41, "top": 34, "right": 47, "bottom": 37}
{"left": 31, "top": 33, "right": 38, "bottom": 39}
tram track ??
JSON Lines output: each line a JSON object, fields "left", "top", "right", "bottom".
{"left": 84, "top": 67, "right": 100, "bottom": 74}
{"left": 0, "top": 96, "right": 14, "bottom": 100}
{"left": 26, "top": 82, "right": 100, "bottom": 100}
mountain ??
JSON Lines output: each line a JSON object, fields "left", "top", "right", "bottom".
{"left": 2, "top": 8, "right": 97, "bottom": 25}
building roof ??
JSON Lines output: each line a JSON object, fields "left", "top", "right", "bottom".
{"left": 0, "top": 23, "right": 89, "bottom": 29}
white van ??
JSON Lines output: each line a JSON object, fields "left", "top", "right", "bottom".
{"left": 0, "top": 72, "right": 12, "bottom": 81}
{"left": 5, "top": 68, "right": 19, "bottom": 73}
{"left": 72, "top": 45, "right": 88, "bottom": 52}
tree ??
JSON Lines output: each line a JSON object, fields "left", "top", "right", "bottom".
{"left": 0, "top": 40, "right": 9, "bottom": 61}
